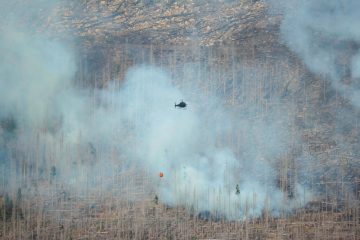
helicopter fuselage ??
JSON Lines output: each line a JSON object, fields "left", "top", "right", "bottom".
{"left": 175, "top": 101, "right": 187, "bottom": 108}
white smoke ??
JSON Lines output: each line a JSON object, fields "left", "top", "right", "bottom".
{"left": 276, "top": 0, "right": 360, "bottom": 107}
{"left": 266, "top": 0, "right": 360, "bottom": 207}
{"left": 0, "top": 49, "right": 311, "bottom": 218}
{"left": 0, "top": 28, "right": 77, "bottom": 128}
{"left": 99, "top": 65, "right": 311, "bottom": 218}
{"left": 0, "top": 0, "right": 314, "bottom": 220}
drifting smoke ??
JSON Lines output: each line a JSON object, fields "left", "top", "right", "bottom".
{"left": 0, "top": 29, "right": 77, "bottom": 129}
{"left": 0, "top": 0, "right": 314, "bottom": 220}
{"left": 107, "top": 66, "right": 311, "bottom": 218}
{"left": 276, "top": 0, "right": 360, "bottom": 107}
{"left": 0, "top": 59, "right": 311, "bottom": 219}
{"left": 0, "top": 0, "right": 89, "bottom": 191}
{"left": 267, "top": 0, "right": 360, "bottom": 206}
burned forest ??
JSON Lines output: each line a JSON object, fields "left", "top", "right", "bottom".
{"left": 0, "top": 0, "right": 360, "bottom": 239}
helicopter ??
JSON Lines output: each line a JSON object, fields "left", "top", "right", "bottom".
{"left": 175, "top": 100, "right": 187, "bottom": 108}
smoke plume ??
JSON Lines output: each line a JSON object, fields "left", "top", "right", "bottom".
{"left": 0, "top": 0, "right": 314, "bottom": 220}
{"left": 277, "top": 0, "right": 360, "bottom": 107}
{"left": 267, "top": 0, "right": 360, "bottom": 207}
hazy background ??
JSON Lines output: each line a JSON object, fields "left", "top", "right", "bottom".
{"left": 2, "top": 0, "right": 360, "bottom": 220}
